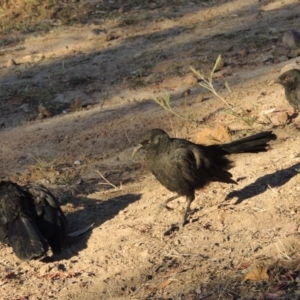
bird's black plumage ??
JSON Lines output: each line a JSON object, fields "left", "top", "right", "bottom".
{"left": 133, "top": 129, "right": 277, "bottom": 226}
{"left": 0, "top": 181, "right": 67, "bottom": 260}
{"left": 275, "top": 69, "right": 300, "bottom": 111}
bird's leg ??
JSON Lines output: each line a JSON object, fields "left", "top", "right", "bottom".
{"left": 156, "top": 194, "right": 180, "bottom": 215}
{"left": 180, "top": 194, "right": 195, "bottom": 227}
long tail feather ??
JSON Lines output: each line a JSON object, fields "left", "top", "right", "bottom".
{"left": 221, "top": 131, "right": 277, "bottom": 154}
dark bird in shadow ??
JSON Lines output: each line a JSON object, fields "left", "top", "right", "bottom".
{"left": 275, "top": 68, "right": 300, "bottom": 113}
{"left": 132, "top": 129, "right": 277, "bottom": 227}
{"left": 0, "top": 181, "right": 67, "bottom": 260}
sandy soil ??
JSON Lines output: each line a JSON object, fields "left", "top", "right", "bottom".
{"left": 2, "top": 0, "right": 300, "bottom": 299}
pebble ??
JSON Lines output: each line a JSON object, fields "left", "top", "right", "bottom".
{"left": 7, "top": 59, "right": 17, "bottom": 67}
{"left": 282, "top": 29, "right": 300, "bottom": 49}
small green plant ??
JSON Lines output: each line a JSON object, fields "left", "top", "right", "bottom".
{"left": 100, "top": 91, "right": 110, "bottom": 109}
{"left": 191, "top": 55, "right": 257, "bottom": 127}
{"left": 32, "top": 155, "right": 66, "bottom": 171}
{"left": 153, "top": 93, "right": 197, "bottom": 124}
{"left": 190, "top": 55, "right": 233, "bottom": 111}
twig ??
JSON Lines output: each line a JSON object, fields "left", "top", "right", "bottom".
{"left": 124, "top": 130, "right": 132, "bottom": 146}
{"left": 96, "top": 170, "right": 118, "bottom": 189}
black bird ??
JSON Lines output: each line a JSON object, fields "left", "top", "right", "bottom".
{"left": 0, "top": 181, "right": 67, "bottom": 260}
{"left": 133, "top": 129, "right": 277, "bottom": 226}
{"left": 275, "top": 68, "right": 300, "bottom": 112}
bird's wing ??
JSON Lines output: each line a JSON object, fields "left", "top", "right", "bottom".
{"left": 171, "top": 145, "right": 209, "bottom": 183}
{"left": 172, "top": 144, "right": 236, "bottom": 185}
{"left": 23, "top": 184, "right": 68, "bottom": 252}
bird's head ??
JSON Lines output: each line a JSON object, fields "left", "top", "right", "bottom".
{"left": 275, "top": 69, "right": 300, "bottom": 88}
{"left": 132, "top": 129, "right": 170, "bottom": 158}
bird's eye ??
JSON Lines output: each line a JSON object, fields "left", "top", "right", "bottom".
{"left": 284, "top": 76, "right": 290, "bottom": 81}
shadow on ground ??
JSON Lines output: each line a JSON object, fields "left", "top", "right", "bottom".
{"left": 225, "top": 162, "right": 300, "bottom": 204}
{"left": 45, "top": 191, "right": 142, "bottom": 261}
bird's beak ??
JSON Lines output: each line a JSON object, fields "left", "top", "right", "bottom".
{"left": 132, "top": 144, "right": 143, "bottom": 158}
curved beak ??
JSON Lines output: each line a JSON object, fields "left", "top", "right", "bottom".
{"left": 132, "top": 144, "right": 143, "bottom": 158}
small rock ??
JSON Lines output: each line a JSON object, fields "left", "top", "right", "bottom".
{"left": 38, "top": 104, "right": 51, "bottom": 119}
{"left": 287, "top": 49, "right": 300, "bottom": 59}
{"left": 38, "top": 178, "right": 51, "bottom": 185}
{"left": 258, "top": 110, "right": 289, "bottom": 126}
{"left": 39, "top": 263, "right": 54, "bottom": 276}
{"left": 181, "top": 89, "right": 191, "bottom": 97}
{"left": 213, "top": 67, "right": 232, "bottom": 78}
{"left": 33, "top": 54, "right": 45, "bottom": 62}
{"left": 74, "top": 160, "right": 81, "bottom": 165}
{"left": 91, "top": 28, "right": 105, "bottom": 35}
{"left": 19, "top": 103, "right": 31, "bottom": 112}
{"left": 183, "top": 74, "right": 197, "bottom": 86}
{"left": 7, "top": 59, "right": 17, "bottom": 67}
{"left": 70, "top": 98, "right": 82, "bottom": 112}
{"left": 106, "top": 32, "right": 117, "bottom": 41}
{"left": 240, "top": 49, "right": 248, "bottom": 57}
{"left": 270, "top": 111, "right": 289, "bottom": 125}
{"left": 22, "top": 55, "right": 33, "bottom": 63}
{"left": 262, "top": 55, "right": 273, "bottom": 63}
{"left": 282, "top": 29, "right": 300, "bottom": 49}
{"left": 195, "top": 125, "right": 231, "bottom": 145}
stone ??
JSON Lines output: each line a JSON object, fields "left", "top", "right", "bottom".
{"left": 194, "top": 125, "right": 231, "bottom": 145}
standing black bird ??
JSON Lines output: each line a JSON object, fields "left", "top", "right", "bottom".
{"left": 275, "top": 68, "right": 300, "bottom": 112}
{"left": 0, "top": 181, "right": 67, "bottom": 260}
{"left": 133, "top": 129, "right": 277, "bottom": 226}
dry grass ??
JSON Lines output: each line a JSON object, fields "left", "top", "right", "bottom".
{"left": 0, "top": 0, "right": 205, "bottom": 34}
{"left": 0, "top": 0, "right": 87, "bottom": 34}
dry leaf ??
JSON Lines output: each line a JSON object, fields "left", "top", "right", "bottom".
{"left": 244, "top": 266, "right": 269, "bottom": 281}
{"left": 157, "top": 279, "right": 172, "bottom": 289}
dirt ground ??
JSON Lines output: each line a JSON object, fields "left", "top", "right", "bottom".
{"left": 2, "top": 0, "right": 300, "bottom": 299}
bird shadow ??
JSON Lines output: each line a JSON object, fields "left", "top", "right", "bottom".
{"left": 43, "top": 192, "right": 142, "bottom": 262}
{"left": 224, "top": 163, "right": 300, "bottom": 205}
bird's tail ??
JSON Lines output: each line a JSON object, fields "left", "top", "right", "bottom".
{"left": 8, "top": 217, "right": 48, "bottom": 261}
{"left": 220, "top": 131, "right": 277, "bottom": 154}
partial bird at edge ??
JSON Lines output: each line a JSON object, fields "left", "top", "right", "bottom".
{"left": 0, "top": 181, "right": 67, "bottom": 261}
